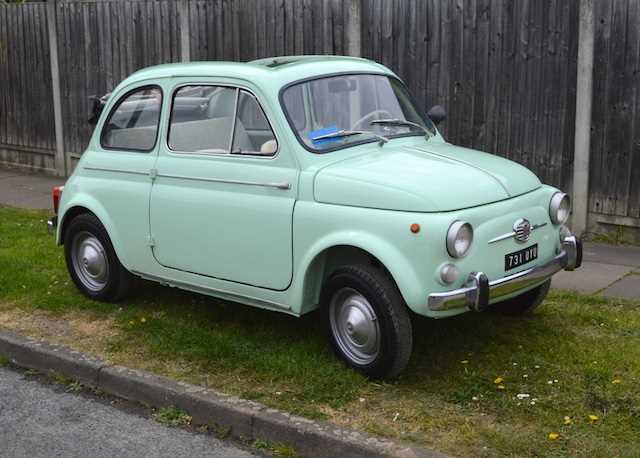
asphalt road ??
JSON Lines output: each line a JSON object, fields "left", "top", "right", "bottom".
{"left": 0, "top": 366, "right": 256, "bottom": 458}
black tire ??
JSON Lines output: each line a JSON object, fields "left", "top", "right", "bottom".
{"left": 490, "top": 279, "right": 551, "bottom": 316}
{"left": 63, "top": 213, "right": 132, "bottom": 302}
{"left": 320, "top": 264, "right": 413, "bottom": 379}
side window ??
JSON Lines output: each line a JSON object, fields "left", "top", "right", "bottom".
{"left": 168, "top": 85, "right": 236, "bottom": 153}
{"left": 101, "top": 86, "right": 162, "bottom": 151}
{"left": 232, "top": 90, "right": 277, "bottom": 156}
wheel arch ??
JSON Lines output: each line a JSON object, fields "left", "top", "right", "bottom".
{"left": 57, "top": 198, "right": 125, "bottom": 267}
{"left": 294, "top": 233, "right": 423, "bottom": 315}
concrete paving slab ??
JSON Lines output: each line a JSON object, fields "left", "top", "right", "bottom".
{"left": 0, "top": 172, "right": 64, "bottom": 209}
{"left": 582, "top": 242, "right": 640, "bottom": 268}
{"left": 600, "top": 274, "right": 640, "bottom": 301}
{"left": 551, "top": 261, "right": 633, "bottom": 294}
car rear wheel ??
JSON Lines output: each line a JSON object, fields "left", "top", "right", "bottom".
{"left": 64, "top": 213, "right": 131, "bottom": 302}
{"left": 321, "top": 264, "right": 413, "bottom": 379}
{"left": 490, "top": 279, "right": 551, "bottom": 316}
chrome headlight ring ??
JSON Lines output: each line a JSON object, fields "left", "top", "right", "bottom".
{"left": 549, "top": 192, "right": 571, "bottom": 225}
{"left": 446, "top": 221, "right": 474, "bottom": 258}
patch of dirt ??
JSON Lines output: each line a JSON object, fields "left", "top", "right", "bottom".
{"left": 325, "top": 391, "right": 501, "bottom": 457}
{"left": 0, "top": 308, "right": 121, "bottom": 357}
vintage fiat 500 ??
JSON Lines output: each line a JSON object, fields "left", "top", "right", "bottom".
{"left": 49, "top": 56, "right": 582, "bottom": 378}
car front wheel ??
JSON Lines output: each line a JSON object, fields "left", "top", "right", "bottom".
{"left": 64, "top": 213, "right": 132, "bottom": 302}
{"left": 321, "top": 264, "right": 413, "bottom": 379}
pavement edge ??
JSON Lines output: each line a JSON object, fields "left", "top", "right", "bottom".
{"left": 0, "top": 328, "right": 446, "bottom": 458}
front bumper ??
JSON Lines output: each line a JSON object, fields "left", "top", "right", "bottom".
{"left": 428, "top": 235, "right": 582, "bottom": 312}
{"left": 47, "top": 216, "right": 57, "bottom": 234}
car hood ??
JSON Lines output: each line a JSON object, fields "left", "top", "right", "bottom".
{"left": 313, "top": 141, "right": 541, "bottom": 212}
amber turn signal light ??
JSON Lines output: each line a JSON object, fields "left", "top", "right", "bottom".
{"left": 410, "top": 223, "right": 420, "bottom": 234}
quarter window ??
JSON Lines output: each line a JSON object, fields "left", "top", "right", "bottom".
{"left": 232, "top": 90, "right": 277, "bottom": 156}
{"left": 101, "top": 86, "right": 162, "bottom": 151}
{"left": 168, "top": 85, "right": 277, "bottom": 156}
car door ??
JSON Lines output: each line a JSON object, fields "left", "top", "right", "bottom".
{"left": 81, "top": 84, "right": 164, "bottom": 271}
{"left": 148, "top": 80, "right": 297, "bottom": 290}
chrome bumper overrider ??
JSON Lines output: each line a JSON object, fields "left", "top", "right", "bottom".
{"left": 47, "top": 216, "right": 57, "bottom": 234}
{"left": 428, "top": 236, "right": 583, "bottom": 312}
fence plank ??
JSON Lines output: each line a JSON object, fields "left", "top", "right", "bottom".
{"left": 0, "top": 3, "right": 55, "bottom": 171}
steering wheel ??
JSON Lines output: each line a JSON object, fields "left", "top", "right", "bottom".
{"left": 351, "top": 109, "right": 393, "bottom": 131}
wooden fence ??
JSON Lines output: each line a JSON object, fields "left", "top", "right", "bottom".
{"left": 0, "top": 0, "right": 638, "bottom": 229}
{"left": 590, "top": 0, "right": 640, "bottom": 222}
{"left": 0, "top": 2, "right": 56, "bottom": 171}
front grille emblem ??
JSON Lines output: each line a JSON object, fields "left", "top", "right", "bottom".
{"left": 513, "top": 218, "right": 532, "bottom": 243}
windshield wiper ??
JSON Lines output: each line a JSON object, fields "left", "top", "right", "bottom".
{"left": 311, "top": 129, "right": 389, "bottom": 146}
{"left": 370, "top": 119, "right": 433, "bottom": 137}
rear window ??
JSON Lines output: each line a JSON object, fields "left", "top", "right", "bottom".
{"left": 100, "top": 86, "right": 162, "bottom": 152}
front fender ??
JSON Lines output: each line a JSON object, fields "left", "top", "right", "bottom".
{"left": 290, "top": 199, "right": 430, "bottom": 315}
{"left": 301, "top": 231, "right": 423, "bottom": 308}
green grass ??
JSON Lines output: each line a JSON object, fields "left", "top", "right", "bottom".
{"left": 1, "top": 205, "right": 639, "bottom": 457}
{"left": 152, "top": 406, "right": 192, "bottom": 427}
{"left": 253, "top": 438, "right": 300, "bottom": 458}
{"left": 47, "top": 370, "right": 83, "bottom": 392}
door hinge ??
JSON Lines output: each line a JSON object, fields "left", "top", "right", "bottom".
{"left": 147, "top": 235, "right": 155, "bottom": 247}
{"left": 149, "top": 168, "right": 158, "bottom": 180}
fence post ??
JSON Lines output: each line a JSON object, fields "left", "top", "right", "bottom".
{"left": 346, "top": 0, "right": 362, "bottom": 57}
{"left": 179, "top": 0, "right": 190, "bottom": 62}
{"left": 46, "top": 0, "right": 66, "bottom": 177}
{"left": 572, "top": 0, "right": 595, "bottom": 235}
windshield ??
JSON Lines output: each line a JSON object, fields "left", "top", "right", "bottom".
{"left": 281, "top": 74, "right": 435, "bottom": 152}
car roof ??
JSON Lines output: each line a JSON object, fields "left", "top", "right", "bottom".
{"left": 123, "top": 55, "right": 396, "bottom": 89}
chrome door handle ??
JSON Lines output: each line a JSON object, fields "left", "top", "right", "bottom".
{"left": 269, "top": 182, "right": 291, "bottom": 190}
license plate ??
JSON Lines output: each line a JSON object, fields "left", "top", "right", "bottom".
{"left": 504, "top": 244, "right": 538, "bottom": 271}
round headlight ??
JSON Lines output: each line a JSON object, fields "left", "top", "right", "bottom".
{"left": 446, "top": 221, "right": 473, "bottom": 258}
{"left": 549, "top": 192, "right": 571, "bottom": 225}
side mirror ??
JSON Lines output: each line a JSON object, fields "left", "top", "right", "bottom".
{"left": 427, "top": 105, "right": 446, "bottom": 126}
{"left": 87, "top": 93, "right": 111, "bottom": 125}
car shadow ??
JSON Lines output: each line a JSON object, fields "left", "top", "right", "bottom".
{"left": 128, "top": 278, "right": 561, "bottom": 383}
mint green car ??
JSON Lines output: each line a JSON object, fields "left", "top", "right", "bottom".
{"left": 49, "top": 56, "right": 582, "bottom": 378}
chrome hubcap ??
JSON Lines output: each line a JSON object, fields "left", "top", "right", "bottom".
{"left": 329, "top": 288, "right": 380, "bottom": 365}
{"left": 71, "top": 232, "right": 108, "bottom": 292}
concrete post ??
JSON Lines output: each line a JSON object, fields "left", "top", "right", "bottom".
{"left": 179, "top": 0, "right": 190, "bottom": 62}
{"left": 346, "top": 0, "right": 362, "bottom": 57}
{"left": 46, "top": 0, "right": 66, "bottom": 176}
{"left": 572, "top": 0, "right": 595, "bottom": 235}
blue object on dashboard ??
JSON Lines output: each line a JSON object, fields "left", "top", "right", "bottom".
{"left": 309, "top": 126, "right": 340, "bottom": 144}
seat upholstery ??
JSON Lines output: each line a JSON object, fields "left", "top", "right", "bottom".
{"left": 105, "top": 125, "right": 157, "bottom": 150}
{"left": 259, "top": 139, "right": 278, "bottom": 155}
{"left": 169, "top": 116, "right": 253, "bottom": 153}
{"left": 106, "top": 116, "right": 254, "bottom": 153}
